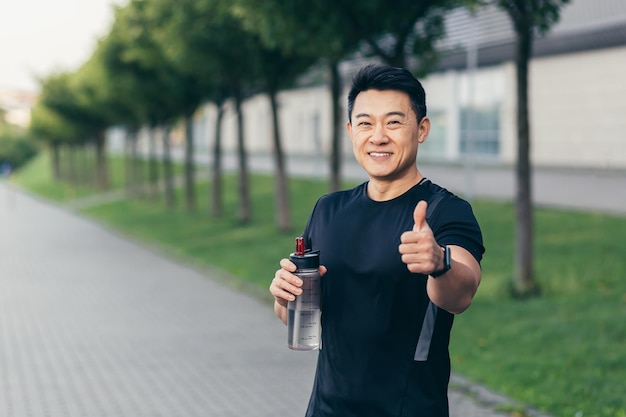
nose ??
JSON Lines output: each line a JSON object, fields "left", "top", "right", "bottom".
{"left": 369, "top": 123, "right": 388, "bottom": 145}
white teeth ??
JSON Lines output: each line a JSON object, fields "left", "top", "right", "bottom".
{"left": 369, "top": 152, "right": 391, "bottom": 157}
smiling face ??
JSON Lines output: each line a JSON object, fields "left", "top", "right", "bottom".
{"left": 347, "top": 89, "right": 430, "bottom": 195}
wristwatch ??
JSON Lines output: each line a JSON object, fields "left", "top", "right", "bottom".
{"left": 430, "top": 245, "right": 451, "bottom": 277}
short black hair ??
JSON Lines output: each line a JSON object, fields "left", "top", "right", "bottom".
{"left": 347, "top": 64, "right": 427, "bottom": 123}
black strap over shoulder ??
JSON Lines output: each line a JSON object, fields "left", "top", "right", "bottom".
{"left": 424, "top": 180, "right": 448, "bottom": 222}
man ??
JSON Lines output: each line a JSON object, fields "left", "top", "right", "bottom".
{"left": 270, "top": 64, "right": 485, "bottom": 417}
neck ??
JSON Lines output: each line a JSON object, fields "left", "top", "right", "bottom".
{"left": 367, "top": 170, "right": 423, "bottom": 201}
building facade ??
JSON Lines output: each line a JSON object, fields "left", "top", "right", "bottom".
{"left": 187, "top": 0, "right": 626, "bottom": 170}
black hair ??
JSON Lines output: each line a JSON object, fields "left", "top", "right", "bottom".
{"left": 347, "top": 64, "right": 427, "bottom": 123}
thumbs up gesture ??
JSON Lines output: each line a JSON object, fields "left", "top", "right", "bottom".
{"left": 399, "top": 201, "right": 444, "bottom": 275}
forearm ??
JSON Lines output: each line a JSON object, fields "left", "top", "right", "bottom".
{"left": 426, "top": 246, "right": 481, "bottom": 314}
{"left": 274, "top": 300, "right": 288, "bottom": 325}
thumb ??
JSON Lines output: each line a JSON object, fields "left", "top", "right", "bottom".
{"left": 412, "top": 200, "right": 429, "bottom": 231}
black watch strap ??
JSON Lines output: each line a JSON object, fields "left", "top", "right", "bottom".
{"left": 431, "top": 245, "right": 451, "bottom": 278}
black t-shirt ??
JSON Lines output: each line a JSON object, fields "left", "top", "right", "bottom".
{"left": 302, "top": 180, "right": 484, "bottom": 417}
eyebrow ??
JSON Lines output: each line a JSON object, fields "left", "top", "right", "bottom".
{"left": 354, "top": 111, "right": 407, "bottom": 119}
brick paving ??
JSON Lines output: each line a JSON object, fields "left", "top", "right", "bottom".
{"left": 1, "top": 181, "right": 525, "bottom": 417}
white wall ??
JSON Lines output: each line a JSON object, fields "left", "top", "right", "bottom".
{"left": 209, "top": 87, "right": 334, "bottom": 154}
{"left": 530, "top": 45, "right": 626, "bottom": 168}
{"left": 166, "top": 44, "right": 626, "bottom": 170}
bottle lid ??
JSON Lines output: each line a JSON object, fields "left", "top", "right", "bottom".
{"left": 289, "top": 237, "right": 319, "bottom": 269}
{"left": 289, "top": 250, "right": 320, "bottom": 270}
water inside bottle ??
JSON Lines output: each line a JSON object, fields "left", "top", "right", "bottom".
{"left": 287, "top": 307, "right": 321, "bottom": 350}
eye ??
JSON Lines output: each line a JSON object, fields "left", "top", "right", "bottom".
{"left": 358, "top": 121, "right": 371, "bottom": 126}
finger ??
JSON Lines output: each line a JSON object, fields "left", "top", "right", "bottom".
{"left": 319, "top": 265, "right": 328, "bottom": 276}
{"left": 400, "top": 230, "right": 422, "bottom": 245}
{"left": 401, "top": 254, "right": 438, "bottom": 273}
{"left": 279, "top": 258, "right": 297, "bottom": 272}
{"left": 269, "top": 273, "right": 302, "bottom": 302}
{"left": 412, "top": 200, "right": 428, "bottom": 231}
{"left": 269, "top": 280, "right": 290, "bottom": 307}
{"left": 398, "top": 241, "right": 421, "bottom": 254}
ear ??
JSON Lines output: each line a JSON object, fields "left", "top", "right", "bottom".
{"left": 346, "top": 120, "right": 355, "bottom": 143}
{"left": 417, "top": 117, "right": 430, "bottom": 144}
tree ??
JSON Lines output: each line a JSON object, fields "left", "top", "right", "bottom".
{"left": 99, "top": 0, "right": 198, "bottom": 207}
{"left": 0, "top": 125, "right": 38, "bottom": 171}
{"left": 495, "top": 0, "right": 570, "bottom": 296}
{"left": 233, "top": 0, "right": 363, "bottom": 192}
{"left": 340, "top": 0, "right": 468, "bottom": 72}
{"left": 144, "top": 0, "right": 212, "bottom": 212}
{"left": 154, "top": 0, "right": 264, "bottom": 222}
{"left": 253, "top": 47, "right": 317, "bottom": 232}
{"left": 29, "top": 92, "right": 77, "bottom": 180}
{"left": 95, "top": 20, "right": 149, "bottom": 196}
{"left": 71, "top": 54, "right": 122, "bottom": 190}
{"left": 32, "top": 72, "right": 103, "bottom": 186}
{"left": 235, "top": 0, "right": 477, "bottom": 192}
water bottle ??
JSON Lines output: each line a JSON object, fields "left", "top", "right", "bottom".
{"left": 287, "top": 237, "right": 321, "bottom": 351}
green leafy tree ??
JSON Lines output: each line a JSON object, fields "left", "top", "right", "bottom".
{"left": 100, "top": 0, "right": 197, "bottom": 207}
{"left": 495, "top": 0, "right": 570, "bottom": 296}
{"left": 96, "top": 24, "right": 150, "bottom": 198}
{"left": 231, "top": 2, "right": 319, "bottom": 230}
{"left": 339, "top": 0, "right": 466, "bottom": 71}
{"left": 235, "top": 0, "right": 476, "bottom": 191}
{"left": 234, "top": 0, "right": 363, "bottom": 192}
{"left": 134, "top": 0, "right": 211, "bottom": 210}
{"left": 32, "top": 72, "right": 93, "bottom": 184}
{"left": 34, "top": 56, "right": 118, "bottom": 190}
{"left": 253, "top": 46, "right": 318, "bottom": 231}
{"left": 0, "top": 126, "right": 38, "bottom": 171}
{"left": 152, "top": 0, "right": 262, "bottom": 222}
{"left": 70, "top": 54, "right": 123, "bottom": 190}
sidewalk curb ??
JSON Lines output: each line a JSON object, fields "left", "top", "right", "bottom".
{"left": 450, "top": 374, "right": 554, "bottom": 417}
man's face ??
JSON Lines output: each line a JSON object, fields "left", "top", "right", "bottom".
{"left": 347, "top": 89, "right": 429, "bottom": 184}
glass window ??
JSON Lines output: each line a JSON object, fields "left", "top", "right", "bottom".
{"left": 420, "top": 110, "right": 447, "bottom": 158}
{"left": 459, "top": 104, "right": 500, "bottom": 156}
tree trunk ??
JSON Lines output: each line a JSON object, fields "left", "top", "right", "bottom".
{"left": 68, "top": 145, "right": 77, "bottom": 185}
{"left": 269, "top": 87, "right": 292, "bottom": 232}
{"left": 147, "top": 127, "right": 159, "bottom": 198}
{"left": 235, "top": 88, "right": 251, "bottom": 223}
{"left": 58, "top": 145, "right": 65, "bottom": 180}
{"left": 130, "top": 132, "right": 145, "bottom": 195}
{"left": 126, "top": 131, "right": 143, "bottom": 197}
{"left": 80, "top": 143, "right": 90, "bottom": 186}
{"left": 184, "top": 114, "right": 196, "bottom": 211}
{"left": 162, "top": 125, "right": 176, "bottom": 209}
{"left": 148, "top": 127, "right": 159, "bottom": 198}
{"left": 124, "top": 131, "right": 133, "bottom": 194}
{"left": 211, "top": 103, "right": 224, "bottom": 218}
{"left": 51, "top": 143, "right": 61, "bottom": 180}
{"left": 329, "top": 60, "right": 342, "bottom": 192}
{"left": 513, "top": 22, "right": 537, "bottom": 296}
{"left": 95, "top": 131, "right": 109, "bottom": 190}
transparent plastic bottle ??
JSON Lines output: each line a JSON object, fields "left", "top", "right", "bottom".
{"left": 287, "top": 237, "right": 321, "bottom": 351}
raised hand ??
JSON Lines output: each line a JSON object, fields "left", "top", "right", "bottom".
{"left": 399, "top": 200, "right": 443, "bottom": 275}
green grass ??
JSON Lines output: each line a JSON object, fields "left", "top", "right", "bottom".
{"left": 13, "top": 151, "right": 187, "bottom": 202}
{"left": 13, "top": 152, "right": 626, "bottom": 417}
{"left": 10, "top": 151, "right": 97, "bottom": 201}
{"left": 78, "top": 174, "right": 330, "bottom": 289}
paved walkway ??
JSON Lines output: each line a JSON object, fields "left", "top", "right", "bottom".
{"left": 0, "top": 180, "right": 543, "bottom": 417}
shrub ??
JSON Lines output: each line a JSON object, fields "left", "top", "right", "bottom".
{"left": 0, "top": 126, "right": 39, "bottom": 172}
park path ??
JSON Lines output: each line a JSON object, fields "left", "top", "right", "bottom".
{"left": 1, "top": 181, "right": 548, "bottom": 417}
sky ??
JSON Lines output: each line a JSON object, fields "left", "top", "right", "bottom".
{"left": 0, "top": 0, "right": 125, "bottom": 92}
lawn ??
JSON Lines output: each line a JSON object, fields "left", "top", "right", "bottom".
{"left": 13, "top": 152, "right": 626, "bottom": 417}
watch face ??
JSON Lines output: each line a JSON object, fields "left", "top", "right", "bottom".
{"left": 444, "top": 245, "right": 451, "bottom": 270}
